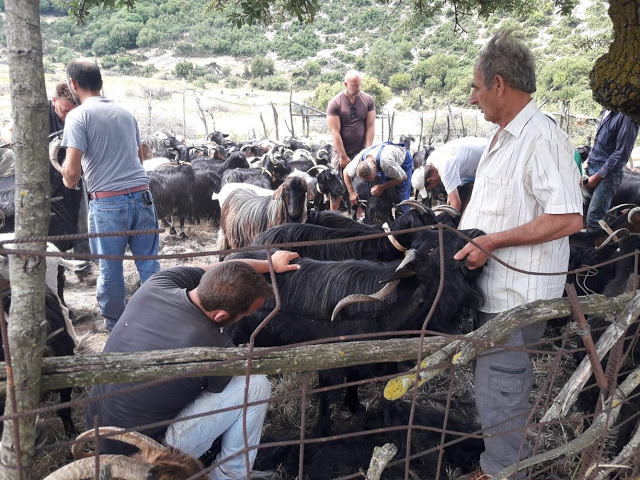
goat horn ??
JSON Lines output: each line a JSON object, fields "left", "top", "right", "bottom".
{"left": 49, "top": 156, "right": 63, "bottom": 174}
{"left": 331, "top": 280, "right": 401, "bottom": 321}
{"left": 628, "top": 206, "right": 640, "bottom": 224}
{"left": 606, "top": 203, "right": 639, "bottom": 216}
{"left": 432, "top": 204, "right": 461, "bottom": 217}
{"left": 43, "top": 455, "right": 151, "bottom": 480}
{"left": 397, "top": 199, "right": 428, "bottom": 214}
{"left": 72, "top": 427, "right": 167, "bottom": 459}
{"left": 596, "top": 228, "right": 631, "bottom": 250}
{"left": 306, "top": 165, "right": 329, "bottom": 175}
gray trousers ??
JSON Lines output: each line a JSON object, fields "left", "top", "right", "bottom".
{"left": 475, "top": 312, "right": 547, "bottom": 478}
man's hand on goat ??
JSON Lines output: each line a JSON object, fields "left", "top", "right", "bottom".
{"left": 271, "top": 251, "right": 301, "bottom": 273}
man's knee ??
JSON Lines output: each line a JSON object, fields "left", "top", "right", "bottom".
{"left": 248, "top": 374, "right": 271, "bottom": 402}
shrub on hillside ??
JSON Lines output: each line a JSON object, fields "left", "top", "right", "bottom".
{"left": 250, "top": 56, "right": 275, "bottom": 78}
{"left": 175, "top": 61, "right": 194, "bottom": 78}
{"left": 362, "top": 76, "right": 391, "bottom": 110}
{"left": 389, "top": 73, "right": 412, "bottom": 93}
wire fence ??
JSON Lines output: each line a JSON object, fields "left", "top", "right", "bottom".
{"left": 0, "top": 223, "right": 639, "bottom": 480}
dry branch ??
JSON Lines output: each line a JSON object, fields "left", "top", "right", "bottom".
{"left": 384, "top": 292, "right": 636, "bottom": 401}
{"left": 492, "top": 362, "right": 640, "bottom": 480}
{"left": 366, "top": 443, "right": 398, "bottom": 480}
{"left": 541, "top": 291, "right": 640, "bottom": 422}
{"left": 0, "top": 292, "right": 632, "bottom": 398}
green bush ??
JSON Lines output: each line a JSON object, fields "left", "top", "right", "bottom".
{"left": 362, "top": 76, "right": 392, "bottom": 110}
{"left": 117, "top": 56, "right": 133, "bottom": 69}
{"left": 250, "top": 56, "right": 275, "bottom": 78}
{"left": 175, "top": 61, "right": 194, "bottom": 78}
{"left": 252, "top": 75, "right": 289, "bottom": 91}
{"left": 365, "top": 39, "right": 402, "bottom": 84}
{"left": 304, "top": 61, "right": 321, "bottom": 78}
{"left": 100, "top": 56, "right": 117, "bottom": 70}
{"left": 136, "top": 27, "right": 160, "bottom": 48}
{"left": 109, "top": 22, "right": 142, "bottom": 49}
{"left": 53, "top": 46, "right": 75, "bottom": 65}
{"left": 309, "top": 82, "right": 343, "bottom": 110}
{"left": 389, "top": 73, "right": 412, "bottom": 93}
{"left": 92, "top": 36, "right": 117, "bottom": 56}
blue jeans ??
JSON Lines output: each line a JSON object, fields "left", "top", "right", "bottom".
{"left": 89, "top": 189, "right": 160, "bottom": 330}
{"left": 164, "top": 375, "right": 271, "bottom": 480}
{"left": 585, "top": 167, "right": 623, "bottom": 231}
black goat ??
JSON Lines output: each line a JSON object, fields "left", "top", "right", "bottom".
{"left": 253, "top": 201, "right": 437, "bottom": 261}
{"left": 352, "top": 173, "right": 398, "bottom": 225}
{"left": 221, "top": 168, "right": 272, "bottom": 190}
{"left": 255, "top": 398, "right": 483, "bottom": 480}
{"left": 0, "top": 286, "right": 77, "bottom": 438}
{"left": 148, "top": 164, "right": 197, "bottom": 239}
{"left": 226, "top": 227, "right": 485, "bottom": 434}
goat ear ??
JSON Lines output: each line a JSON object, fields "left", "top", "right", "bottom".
{"left": 272, "top": 183, "right": 285, "bottom": 200}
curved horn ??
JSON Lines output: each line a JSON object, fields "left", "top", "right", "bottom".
{"left": 331, "top": 280, "right": 401, "bottom": 321}
{"left": 596, "top": 228, "right": 631, "bottom": 250}
{"left": 432, "top": 204, "right": 461, "bottom": 217}
{"left": 316, "top": 147, "right": 329, "bottom": 160}
{"left": 72, "top": 427, "right": 167, "bottom": 459}
{"left": 306, "top": 165, "right": 330, "bottom": 175}
{"left": 49, "top": 156, "right": 63, "bottom": 174}
{"left": 606, "top": 203, "right": 639, "bottom": 216}
{"left": 397, "top": 199, "right": 429, "bottom": 214}
{"left": 628, "top": 206, "right": 640, "bottom": 224}
{"left": 43, "top": 455, "right": 151, "bottom": 480}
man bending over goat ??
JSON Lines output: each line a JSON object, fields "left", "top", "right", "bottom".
{"left": 85, "top": 250, "right": 300, "bottom": 480}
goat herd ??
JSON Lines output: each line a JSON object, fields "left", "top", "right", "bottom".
{"left": 1, "top": 131, "right": 640, "bottom": 479}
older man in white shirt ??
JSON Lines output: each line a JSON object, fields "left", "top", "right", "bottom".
{"left": 453, "top": 30, "right": 583, "bottom": 480}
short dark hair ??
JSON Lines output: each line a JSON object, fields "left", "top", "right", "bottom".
{"left": 197, "top": 261, "right": 273, "bottom": 318}
{"left": 66, "top": 59, "right": 103, "bottom": 92}
{"left": 477, "top": 29, "right": 536, "bottom": 94}
{"left": 54, "top": 81, "right": 78, "bottom": 105}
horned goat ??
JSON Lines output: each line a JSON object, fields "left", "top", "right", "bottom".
{"left": 43, "top": 427, "right": 205, "bottom": 480}
{"left": 217, "top": 176, "right": 311, "bottom": 252}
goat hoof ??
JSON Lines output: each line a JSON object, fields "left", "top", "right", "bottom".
{"left": 179, "top": 232, "right": 188, "bottom": 240}
{"left": 169, "top": 227, "right": 177, "bottom": 235}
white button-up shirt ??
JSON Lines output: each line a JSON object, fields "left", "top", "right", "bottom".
{"left": 459, "top": 100, "right": 583, "bottom": 313}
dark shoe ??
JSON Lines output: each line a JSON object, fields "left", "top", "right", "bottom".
{"left": 457, "top": 470, "right": 491, "bottom": 480}
{"left": 77, "top": 272, "right": 98, "bottom": 286}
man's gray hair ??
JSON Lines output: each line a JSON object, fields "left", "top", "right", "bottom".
{"left": 477, "top": 29, "right": 536, "bottom": 94}
{"left": 344, "top": 70, "right": 362, "bottom": 83}
{"left": 356, "top": 158, "right": 375, "bottom": 179}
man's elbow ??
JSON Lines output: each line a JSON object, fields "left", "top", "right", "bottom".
{"left": 567, "top": 213, "right": 584, "bottom": 235}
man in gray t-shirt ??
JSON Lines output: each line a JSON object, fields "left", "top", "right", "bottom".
{"left": 61, "top": 59, "right": 160, "bottom": 331}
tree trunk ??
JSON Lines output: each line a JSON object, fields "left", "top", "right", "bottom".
{"left": 590, "top": 0, "right": 640, "bottom": 122}
{"left": 2, "top": 0, "right": 50, "bottom": 478}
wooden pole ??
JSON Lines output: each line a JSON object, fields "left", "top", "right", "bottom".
{"left": 271, "top": 103, "right": 279, "bottom": 141}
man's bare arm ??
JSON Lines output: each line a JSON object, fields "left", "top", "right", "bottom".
{"left": 327, "top": 115, "right": 350, "bottom": 168}
{"left": 447, "top": 189, "right": 462, "bottom": 212}
{"left": 61, "top": 147, "right": 83, "bottom": 189}
{"left": 454, "top": 213, "right": 583, "bottom": 269}
{"left": 364, "top": 109, "right": 376, "bottom": 147}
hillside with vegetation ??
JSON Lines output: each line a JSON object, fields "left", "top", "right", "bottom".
{"left": 0, "top": 0, "right": 613, "bottom": 114}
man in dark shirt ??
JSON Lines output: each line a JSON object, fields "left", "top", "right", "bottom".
{"left": 85, "top": 251, "right": 300, "bottom": 480}
{"left": 583, "top": 110, "right": 639, "bottom": 230}
{"left": 326, "top": 70, "right": 376, "bottom": 210}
